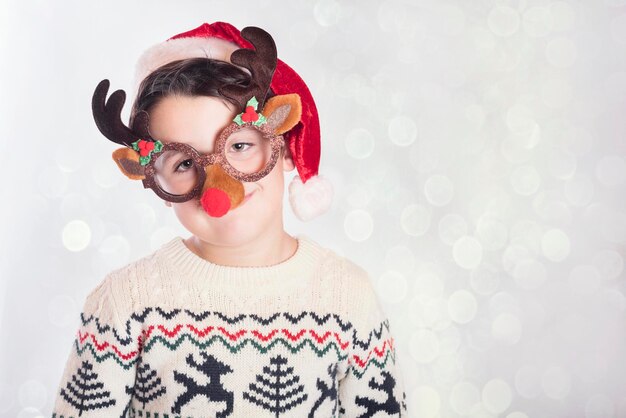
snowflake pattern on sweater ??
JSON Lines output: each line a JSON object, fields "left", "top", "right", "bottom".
{"left": 52, "top": 235, "right": 408, "bottom": 417}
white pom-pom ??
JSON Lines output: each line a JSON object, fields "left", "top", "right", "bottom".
{"left": 288, "top": 174, "right": 333, "bottom": 221}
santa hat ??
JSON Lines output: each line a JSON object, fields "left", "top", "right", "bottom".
{"left": 131, "top": 22, "right": 333, "bottom": 222}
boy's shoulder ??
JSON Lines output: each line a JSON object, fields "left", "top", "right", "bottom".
{"left": 305, "top": 234, "right": 363, "bottom": 272}
{"left": 85, "top": 240, "right": 169, "bottom": 309}
{"left": 106, "top": 242, "right": 163, "bottom": 282}
{"left": 318, "top": 245, "right": 372, "bottom": 286}
{"left": 313, "top": 239, "right": 379, "bottom": 311}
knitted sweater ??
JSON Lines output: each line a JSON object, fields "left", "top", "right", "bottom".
{"left": 52, "top": 234, "right": 408, "bottom": 418}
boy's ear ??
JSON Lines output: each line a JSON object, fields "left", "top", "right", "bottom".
{"left": 262, "top": 94, "right": 302, "bottom": 134}
{"left": 281, "top": 141, "right": 295, "bottom": 172}
{"left": 112, "top": 148, "right": 145, "bottom": 180}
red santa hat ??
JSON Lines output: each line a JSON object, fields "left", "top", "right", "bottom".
{"left": 131, "top": 22, "right": 333, "bottom": 221}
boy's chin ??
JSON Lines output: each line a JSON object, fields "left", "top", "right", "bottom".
{"left": 201, "top": 208, "right": 260, "bottom": 233}
{"left": 191, "top": 221, "right": 265, "bottom": 248}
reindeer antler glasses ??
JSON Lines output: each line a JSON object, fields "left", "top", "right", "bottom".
{"left": 91, "top": 27, "right": 302, "bottom": 207}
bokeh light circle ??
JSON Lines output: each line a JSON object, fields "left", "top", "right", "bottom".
{"left": 568, "top": 265, "right": 601, "bottom": 295}
{"left": 18, "top": 380, "right": 47, "bottom": 409}
{"left": 610, "top": 13, "right": 626, "bottom": 45}
{"left": 550, "top": 1, "right": 575, "bottom": 31}
{"left": 491, "top": 313, "right": 522, "bottom": 344}
{"left": 523, "top": 6, "right": 553, "bottom": 37}
{"left": 410, "top": 329, "right": 441, "bottom": 363}
{"left": 476, "top": 218, "right": 508, "bottom": 251}
{"left": 510, "top": 165, "right": 542, "bottom": 196}
{"left": 345, "top": 128, "right": 375, "bottom": 159}
{"left": 411, "top": 385, "right": 441, "bottom": 418}
{"left": 388, "top": 115, "right": 417, "bottom": 146}
{"left": 414, "top": 265, "right": 446, "bottom": 299}
{"left": 62, "top": 220, "right": 92, "bottom": 252}
{"left": 376, "top": 270, "right": 409, "bottom": 304}
{"left": 515, "top": 365, "right": 542, "bottom": 398}
{"left": 424, "top": 175, "right": 455, "bottom": 206}
{"left": 48, "top": 294, "right": 78, "bottom": 328}
{"left": 453, "top": 236, "right": 483, "bottom": 269}
{"left": 541, "top": 228, "right": 570, "bottom": 262}
{"left": 546, "top": 37, "right": 577, "bottom": 68}
{"left": 314, "top": 0, "right": 341, "bottom": 26}
{"left": 439, "top": 213, "right": 469, "bottom": 246}
{"left": 38, "top": 165, "right": 69, "bottom": 198}
{"left": 596, "top": 155, "right": 626, "bottom": 187}
{"left": 482, "top": 378, "right": 512, "bottom": 414}
{"left": 385, "top": 245, "right": 416, "bottom": 274}
{"left": 470, "top": 264, "right": 501, "bottom": 295}
{"left": 592, "top": 249, "right": 623, "bottom": 280}
{"left": 401, "top": 203, "right": 431, "bottom": 236}
{"left": 513, "top": 258, "right": 547, "bottom": 290}
{"left": 450, "top": 381, "right": 480, "bottom": 415}
{"left": 344, "top": 209, "right": 374, "bottom": 242}
{"left": 585, "top": 394, "right": 615, "bottom": 418}
{"left": 16, "top": 408, "right": 44, "bottom": 418}
{"left": 506, "top": 412, "right": 530, "bottom": 418}
{"left": 564, "top": 174, "right": 595, "bottom": 206}
{"left": 488, "top": 6, "right": 520, "bottom": 36}
{"left": 541, "top": 366, "right": 571, "bottom": 400}
{"left": 448, "top": 290, "right": 478, "bottom": 324}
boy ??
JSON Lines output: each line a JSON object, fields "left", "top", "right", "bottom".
{"left": 52, "top": 22, "right": 407, "bottom": 417}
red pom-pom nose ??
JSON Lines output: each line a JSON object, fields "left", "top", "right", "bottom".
{"left": 200, "top": 188, "right": 231, "bottom": 217}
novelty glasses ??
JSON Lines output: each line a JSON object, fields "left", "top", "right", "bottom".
{"left": 140, "top": 121, "right": 284, "bottom": 203}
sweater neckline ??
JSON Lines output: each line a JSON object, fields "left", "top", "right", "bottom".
{"left": 160, "top": 233, "right": 325, "bottom": 287}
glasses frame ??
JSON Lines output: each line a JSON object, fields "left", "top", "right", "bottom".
{"left": 141, "top": 121, "right": 284, "bottom": 203}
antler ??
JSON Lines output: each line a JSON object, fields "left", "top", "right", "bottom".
{"left": 219, "top": 26, "right": 277, "bottom": 110}
{"left": 92, "top": 79, "right": 150, "bottom": 147}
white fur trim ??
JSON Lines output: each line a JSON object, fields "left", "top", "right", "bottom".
{"left": 130, "top": 37, "right": 241, "bottom": 104}
{"left": 288, "top": 174, "right": 333, "bottom": 221}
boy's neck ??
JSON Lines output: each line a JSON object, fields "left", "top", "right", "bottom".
{"left": 182, "top": 230, "right": 298, "bottom": 268}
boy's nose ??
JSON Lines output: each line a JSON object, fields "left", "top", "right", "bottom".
{"left": 200, "top": 188, "right": 231, "bottom": 217}
{"left": 199, "top": 165, "right": 245, "bottom": 217}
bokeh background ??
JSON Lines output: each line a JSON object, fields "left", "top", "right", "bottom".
{"left": 2, "top": 0, "right": 626, "bottom": 417}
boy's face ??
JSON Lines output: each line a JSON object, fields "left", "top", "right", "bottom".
{"left": 148, "top": 95, "right": 295, "bottom": 246}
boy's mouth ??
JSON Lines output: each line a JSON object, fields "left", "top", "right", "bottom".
{"left": 242, "top": 190, "right": 256, "bottom": 204}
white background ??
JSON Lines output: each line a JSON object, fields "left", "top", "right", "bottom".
{"left": 2, "top": 0, "right": 626, "bottom": 417}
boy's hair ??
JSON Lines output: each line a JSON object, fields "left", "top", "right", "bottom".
{"left": 131, "top": 58, "right": 248, "bottom": 115}
{"left": 130, "top": 57, "right": 283, "bottom": 155}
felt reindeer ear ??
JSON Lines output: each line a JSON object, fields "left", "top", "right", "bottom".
{"left": 112, "top": 148, "right": 145, "bottom": 180}
{"left": 261, "top": 94, "right": 302, "bottom": 134}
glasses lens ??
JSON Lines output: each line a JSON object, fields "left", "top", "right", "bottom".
{"left": 153, "top": 149, "right": 200, "bottom": 196}
{"left": 224, "top": 126, "right": 273, "bottom": 175}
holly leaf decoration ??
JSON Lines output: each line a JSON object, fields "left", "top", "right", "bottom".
{"left": 253, "top": 114, "right": 267, "bottom": 126}
{"left": 247, "top": 96, "right": 259, "bottom": 110}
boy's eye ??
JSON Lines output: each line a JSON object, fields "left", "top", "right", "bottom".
{"left": 175, "top": 159, "right": 193, "bottom": 172}
{"left": 230, "top": 142, "right": 253, "bottom": 152}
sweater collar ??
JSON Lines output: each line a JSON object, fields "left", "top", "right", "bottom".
{"left": 159, "top": 233, "right": 325, "bottom": 287}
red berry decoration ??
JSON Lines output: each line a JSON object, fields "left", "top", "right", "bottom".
{"left": 232, "top": 97, "right": 266, "bottom": 127}
{"left": 131, "top": 139, "right": 164, "bottom": 166}
{"left": 241, "top": 106, "right": 259, "bottom": 123}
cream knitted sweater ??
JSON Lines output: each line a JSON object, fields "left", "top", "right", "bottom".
{"left": 52, "top": 234, "right": 408, "bottom": 417}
